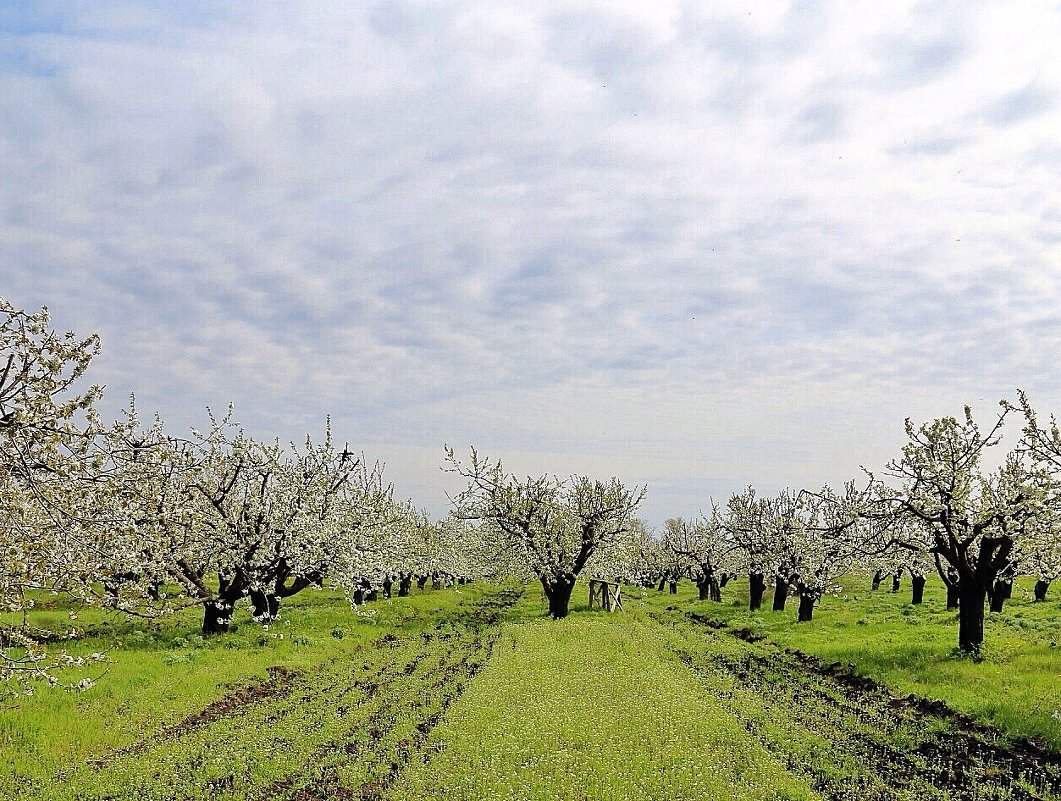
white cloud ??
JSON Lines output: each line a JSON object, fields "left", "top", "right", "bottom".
{"left": 2, "top": 0, "right": 1061, "bottom": 526}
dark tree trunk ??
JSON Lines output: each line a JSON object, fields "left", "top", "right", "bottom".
{"left": 543, "top": 576, "right": 576, "bottom": 619}
{"left": 668, "top": 580, "right": 678, "bottom": 594}
{"left": 797, "top": 592, "right": 816, "bottom": 622}
{"left": 250, "top": 590, "right": 280, "bottom": 622}
{"left": 203, "top": 600, "right": 234, "bottom": 635}
{"left": 381, "top": 577, "right": 393, "bottom": 599}
{"left": 1034, "top": 579, "right": 1050, "bottom": 602}
{"left": 202, "top": 575, "right": 243, "bottom": 636}
{"left": 709, "top": 577, "right": 722, "bottom": 602}
{"left": 989, "top": 579, "right": 1012, "bottom": 613}
{"left": 772, "top": 576, "right": 789, "bottom": 611}
{"left": 146, "top": 582, "right": 161, "bottom": 602}
{"left": 749, "top": 572, "right": 766, "bottom": 611}
{"left": 398, "top": 574, "right": 413, "bottom": 597}
{"left": 891, "top": 572, "right": 901, "bottom": 593}
{"left": 719, "top": 574, "right": 731, "bottom": 588}
{"left": 946, "top": 582, "right": 960, "bottom": 610}
{"left": 911, "top": 575, "right": 926, "bottom": 605}
{"left": 416, "top": 575, "right": 429, "bottom": 591}
{"left": 871, "top": 569, "right": 883, "bottom": 591}
{"left": 354, "top": 578, "right": 375, "bottom": 605}
{"left": 957, "top": 584, "right": 987, "bottom": 653}
{"left": 657, "top": 577, "right": 667, "bottom": 592}
{"left": 697, "top": 578, "right": 711, "bottom": 601}
{"left": 431, "top": 573, "right": 441, "bottom": 590}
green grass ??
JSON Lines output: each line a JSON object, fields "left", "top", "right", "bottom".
{"left": 0, "top": 583, "right": 501, "bottom": 798}
{"left": 666, "top": 575, "right": 1061, "bottom": 748}
{"left": 0, "top": 577, "right": 1058, "bottom": 800}
{"left": 392, "top": 593, "right": 816, "bottom": 800}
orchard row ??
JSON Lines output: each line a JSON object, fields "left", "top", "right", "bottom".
{"left": 2, "top": 299, "right": 1059, "bottom": 689}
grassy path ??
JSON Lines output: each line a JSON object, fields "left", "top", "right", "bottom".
{"left": 394, "top": 590, "right": 1059, "bottom": 801}
{"left": 681, "top": 576, "right": 1061, "bottom": 747}
{"left": 3, "top": 582, "right": 1058, "bottom": 800}
{"left": 392, "top": 599, "right": 816, "bottom": 801}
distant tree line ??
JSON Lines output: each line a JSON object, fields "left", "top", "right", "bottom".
{"left": 3, "top": 298, "right": 1058, "bottom": 694}
{"left": 634, "top": 402, "right": 1060, "bottom": 654}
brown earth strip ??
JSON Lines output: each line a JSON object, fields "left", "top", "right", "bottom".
{"left": 87, "top": 665, "right": 304, "bottom": 768}
{"left": 254, "top": 587, "right": 523, "bottom": 801}
{"left": 679, "top": 611, "right": 1060, "bottom": 801}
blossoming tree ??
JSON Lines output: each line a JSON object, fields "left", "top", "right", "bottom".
{"left": 445, "top": 447, "right": 645, "bottom": 618}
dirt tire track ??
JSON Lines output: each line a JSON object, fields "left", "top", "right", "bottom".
{"left": 87, "top": 665, "right": 304, "bottom": 769}
{"left": 677, "top": 611, "right": 1060, "bottom": 801}
{"left": 255, "top": 586, "right": 523, "bottom": 801}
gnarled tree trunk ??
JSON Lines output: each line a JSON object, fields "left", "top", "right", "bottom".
{"left": 1034, "top": 579, "right": 1050, "bottom": 602}
{"left": 941, "top": 566, "right": 960, "bottom": 610}
{"left": 749, "top": 572, "right": 766, "bottom": 611}
{"left": 946, "top": 583, "right": 960, "bottom": 610}
{"left": 772, "top": 574, "right": 789, "bottom": 611}
{"left": 797, "top": 592, "right": 816, "bottom": 622}
{"left": 696, "top": 577, "right": 711, "bottom": 601}
{"left": 957, "top": 583, "right": 987, "bottom": 653}
{"left": 202, "top": 600, "right": 232, "bottom": 635}
{"left": 202, "top": 575, "right": 245, "bottom": 636}
{"left": 542, "top": 574, "right": 576, "bottom": 619}
{"left": 249, "top": 589, "right": 280, "bottom": 623}
{"left": 910, "top": 574, "right": 926, "bottom": 605}
{"left": 988, "top": 579, "right": 1012, "bottom": 613}
{"left": 709, "top": 577, "right": 722, "bottom": 602}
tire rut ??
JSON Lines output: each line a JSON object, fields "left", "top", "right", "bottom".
{"left": 253, "top": 587, "right": 523, "bottom": 801}
{"left": 674, "top": 611, "right": 1060, "bottom": 801}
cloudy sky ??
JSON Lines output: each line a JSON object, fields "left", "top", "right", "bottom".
{"left": 3, "top": 1, "right": 1060, "bottom": 526}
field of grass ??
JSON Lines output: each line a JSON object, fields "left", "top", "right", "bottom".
{"left": 392, "top": 594, "right": 815, "bottom": 800}
{"left": 1, "top": 577, "right": 1058, "bottom": 800}
{"left": 677, "top": 574, "right": 1061, "bottom": 748}
{"left": 1, "top": 586, "right": 476, "bottom": 783}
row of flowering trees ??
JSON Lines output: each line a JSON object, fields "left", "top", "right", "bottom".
{"left": 640, "top": 404, "right": 1061, "bottom": 653}
{"left": 4, "top": 296, "right": 1059, "bottom": 685}
{"left": 0, "top": 300, "right": 496, "bottom": 686}
{"left": 1, "top": 297, "right": 655, "bottom": 690}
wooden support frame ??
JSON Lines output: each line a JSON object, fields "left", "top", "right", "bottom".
{"left": 588, "top": 579, "right": 623, "bottom": 612}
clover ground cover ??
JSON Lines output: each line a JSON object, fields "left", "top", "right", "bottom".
{"left": 1, "top": 580, "right": 1058, "bottom": 800}
{"left": 391, "top": 594, "right": 817, "bottom": 801}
